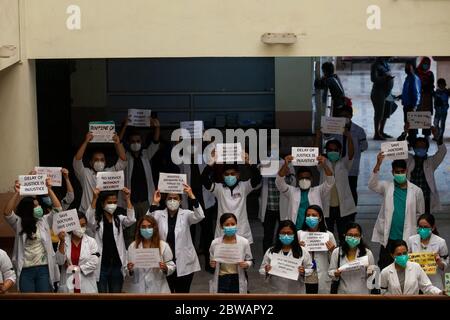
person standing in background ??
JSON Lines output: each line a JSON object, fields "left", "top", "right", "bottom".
{"left": 416, "top": 57, "right": 435, "bottom": 138}
{"left": 314, "top": 61, "right": 346, "bottom": 117}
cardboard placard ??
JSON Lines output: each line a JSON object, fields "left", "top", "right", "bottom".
{"left": 213, "top": 244, "right": 241, "bottom": 264}
{"left": 180, "top": 121, "right": 204, "bottom": 139}
{"left": 409, "top": 252, "right": 437, "bottom": 275}
{"left": 299, "top": 232, "right": 329, "bottom": 252}
{"left": 291, "top": 147, "right": 319, "bottom": 166}
{"left": 381, "top": 141, "right": 408, "bottom": 160}
{"left": 407, "top": 112, "right": 432, "bottom": 129}
{"left": 321, "top": 116, "right": 346, "bottom": 135}
{"left": 52, "top": 209, "right": 81, "bottom": 234}
{"left": 158, "top": 173, "right": 187, "bottom": 194}
{"left": 19, "top": 174, "right": 48, "bottom": 196}
{"left": 89, "top": 121, "right": 115, "bottom": 143}
{"left": 216, "top": 143, "right": 243, "bottom": 164}
{"left": 128, "top": 109, "right": 151, "bottom": 127}
{"left": 268, "top": 253, "right": 302, "bottom": 281}
{"left": 96, "top": 171, "right": 125, "bottom": 191}
{"left": 34, "top": 167, "right": 62, "bottom": 187}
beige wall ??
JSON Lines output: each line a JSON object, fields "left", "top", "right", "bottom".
{"left": 0, "top": 0, "right": 20, "bottom": 70}
{"left": 23, "top": 0, "right": 450, "bottom": 59}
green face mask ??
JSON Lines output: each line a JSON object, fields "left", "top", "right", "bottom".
{"left": 417, "top": 227, "right": 432, "bottom": 240}
{"left": 33, "top": 206, "right": 44, "bottom": 219}
{"left": 327, "top": 151, "right": 340, "bottom": 162}
{"left": 394, "top": 254, "right": 409, "bottom": 268}
{"left": 393, "top": 173, "right": 407, "bottom": 184}
{"left": 345, "top": 236, "right": 360, "bottom": 248}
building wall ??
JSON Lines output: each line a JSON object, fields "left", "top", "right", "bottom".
{"left": 0, "top": 0, "right": 20, "bottom": 71}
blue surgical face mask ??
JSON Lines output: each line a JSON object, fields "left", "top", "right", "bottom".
{"left": 414, "top": 148, "right": 427, "bottom": 158}
{"left": 223, "top": 226, "right": 237, "bottom": 237}
{"left": 279, "top": 234, "right": 295, "bottom": 245}
{"left": 140, "top": 228, "right": 154, "bottom": 240}
{"left": 224, "top": 175, "right": 237, "bottom": 187}
{"left": 395, "top": 254, "right": 409, "bottom": 268}
{"left": 33, "top": 206, "right": 44, "bottom": 219}
{"left": 394, "top": 173, "right": 407, "bottom": 184}
{"left": 345, "top": 236, "right": 361, "bottom": 248}
{"left": 305, "top": 216, "right": 320, "bottom": 229}
{"left": 327, "top": 151, "right": 340, "bottom": 162}
{"left": 417, "top": 227, "right": 432, "bottom": 240}
{"left": 42, "top": 196, "right": 52, "bottom": 207}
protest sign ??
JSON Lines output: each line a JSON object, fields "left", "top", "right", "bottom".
{"left": 407, "top": 112, "right": 432, "bottom": 129}
{"left": 180, "top": 121, "right": 204, "bottom": 139}
{"left": 34, "top": 167, "right": 62, "bottom": 187}
{"left": 216, "top": 143, "right": 243, "bottom": 163}
{"left": 134, "top": 248, "right": 161, "bottom": 269}
{"left": 128, "top": 109, "right": 151, "bottom": 127}
{"left": 339, "top": 255, "right": 369, "bottom": 272}
{"left": 409, "top": 252, "right": 437, "bottom": 275}
{"left": 19, "top": 174, "right": 48, "bottom": 196}
{"left": 381, "top": 141, "right": 408, "bottom": 160}
{"left": 299, "top": 232, "right": 329, "bottom": 252}
{"left": 291, "top": 147, "right": 319, "bottom": 166}
{"left": 158, "top": 173, "right": 187, "bottom": 194}
{"left": 321, "top": 116, "right": 346, "bottom": 135}
{"left": 89, "top": 121, "right": 115, "bottom": 143}
{"left": 268, "top": 253, "right": 302, "bottom": 281}
{"left": 52, "top": 209, "right": 81, "bottom": 234}
{"left": 213, "top": 244, "right": 241, "bottom": 264}
{"left": 96, "top": 171, "right": 124, "bottom": 191}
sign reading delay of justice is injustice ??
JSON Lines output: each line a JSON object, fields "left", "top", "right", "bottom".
{"left": 19, "top": 174, "right": 48, "bottom": 196}
{"left": 291, "top": 147, "right": 319, "bottom": 166}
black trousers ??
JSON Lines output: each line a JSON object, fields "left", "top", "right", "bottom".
{"left": 348, "top": 176, "right": 358, "bottom": 206}
{"left": 403, "top": 107, "right": 417, "bottom": 143}
{"left": 305, "top": 283, "right": 319, "bottom": 294}
{"left": 218, "top": 274, "right": 240, "bottom": 293}
{"left": 378, "top": 239, "right": 397, "bottom": 270}
{"left": 262, "top": 210, "right": 280, "bottom": 254}
{"left": 167, "top": 272, "right": 194, "bottom": 293}
{"left": 325, "top": 207, "right": 356, "bottom": 245}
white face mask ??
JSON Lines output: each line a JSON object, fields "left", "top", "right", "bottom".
{"left": 130, "top": 143, "right": 141, "bottom": 152}
{"left": 104, "top": 203, "right": 117, "bottom": 214}
{"left": 73, "top": 227, "right": 86, "bottom": 238}
{"left": 299, "top": 179, "right": 312, "bottom": 190}
{"left": 166, "top": 199, "right": 180, "bottom": 211}
{"left": 93, "top": 161, "right": 105, "bottom": 172}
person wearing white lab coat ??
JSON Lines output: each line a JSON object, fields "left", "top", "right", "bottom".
{"left": 369, "top": 154, "right": 425, "bottom": 270}
{"left": 259, "top": 157, "right": 295, "bottom": 254}
{"left": 86, "top": 187, "right": 136, "bottom": 293}
{"left": 126, "top": 215, "right": 175, "bottom": 293}
{"left": 73, "top": 131, "right": 127, "bottom": 214}
{"left": 56, "top": 212, "right": 99, "bottom": 293}
{"left": 260, "top": 220, "right": 313, "bottom": 294}
{"left": 298, "top": 205, "right": 337, "bottom": 294}
{"left": 147, "top": 184, "right": 204, "bottom": 293}
{"left": 201, "top": 153, "right": 262, "bottom": 244}
{"left": 407, "top": 213, "right": 448, "bottom": 290}
{"left": 276, "top": 155, "right": 334, "bottom": 231}
{"left": 401, "top": 128, "right": 447, "bottom": 213}
{"left": 320, "top": 134, "right": 356, "bottom": 244}
{"left": 328, "top": 222, "right": 376, "bottom": 294}
{"left": 0, "top": 249, "right": 16, "bottom": 293}
{"left": 4, "top": 179, "right": 62, "bottom": 292}
{"left": 380, "top": 240, "right": 442, "bottom": 295}
{"left": 209, "top": 213, "right": 253, "bottom": 293}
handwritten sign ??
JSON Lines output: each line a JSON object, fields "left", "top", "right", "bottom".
{"left": 128, "top": 109, "right": 151, "bottom": 127}
{"left": 19, "top": 174, "right": 48, "bottom": 196}
{"left": 89, "top": 121, "right": 115, "bottom": 143}
{"left": 339, "top": 255, "right": 369, "bottom": 272}
{"left": 409, "top": 252, "right": 437, "bottom": 275}
{"left": 52, "top": 209, "right": 81, "bottom": 234}
{"left": 381, "top": 141, "right": 408, "bottom": 160}
{"left": 321, "top": 116, "right": 346, "bottom": 135}
{"left": 260, "top": 160, "right": 282, "bottom": 177}
{"left": 213, "top": 244, "right": 241, "bottom": 264}
{"left": 134, "top": 248, "right": 161, "bottom": 269}
{"left": 96, "top": 171, "right": 124, "bottom": 191}
{"left": 291, "top": 147, "right": 319, "bottom": 166}
{"left": 299, "top": 232, "right": 329, "bottom": 252}
{"left": 158, "top": 173, "right": 187, "bottom": 194}
{"left": 268, "top": 253, "right": 302, "bottom": 281}
{"left": 34, "top": 167, "right": 62, "bottom": 187}
{"left": 180, "top": 121, "right": 204, "bottom": 139}
{"left": 216, "top": 143, "right": 243, "bottom": 164}
{"left": 407, "top": 112, "right": 432, "bottom": 129}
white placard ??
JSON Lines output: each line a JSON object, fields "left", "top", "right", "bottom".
{"left": 96, "top": 171, "right": 125, "bottom": 191}
{"left": 339, "top": 255, "right": 369, "bottom": 272}
{"left": 128, "top": 109, "right": 151, "bottom": 127}
{"left": 216, "top": 143, "right": 243, "bottom": 164}
{"left": 52, "top": 209, "right": 81, "bottom": 234}
{"left": 300, "top": 232, "right": 329, "bottom": 252}
{"left": 381, "top": 141, "right": 409, "bottom": 160}
{"left": 407, "top": 111, "right": 432, "bottom": 129}
{"left": 321, "top": 116, "right": 346, "bottom": 135}
{"left": 291, "top": 147, "right": 319, "bottom": 166}
{"left": 34, "top": 167, "right": 62, "bottom": 187}
{"left": 260, "top": 160, "right": 282, "bottom": 177}
{"left": 213, "top": 244, "right": 241, "bottom": 264}
{"left": 180, "top": 121, "right": 204, "bottom": 139}
{"left": 134, "top": 248, "right": 161, "bottom": 269}
{"left": 158, "top": 173, "right": 187, "bottom": 194}
{"left": 89, "top": 121, "right": 115, "bottom": 143}
{"left": 19, "top": 174, "right": 48, "bottom": 196}
{"left": 268, "top": 253, "right": 302, "bottom": 281}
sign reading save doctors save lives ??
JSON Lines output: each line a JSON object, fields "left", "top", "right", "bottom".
{"left": 381, "top": 141, "right": 408, "bottom": 160}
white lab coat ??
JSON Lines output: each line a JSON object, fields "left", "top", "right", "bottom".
{"left": 259, "top": 247, "right": 313, "bottom": 294}
{"left": 276, "top": 174, "right": 335, "bottom": 224}
{"left": 146, "top": 205, "right": 204, "bottom": 277}
{"left": 126, "top": 240, "right": 175, "bottom": 293}
{"left": 380, "top": 261, "right": 442, "bottom": 295}
{"left": 369, "top": 173, "right": 425, "bottom": 246}
{"left": 209, "top": 235, "right": 253, "bottom": 294}
{"left": 407, "top": 233, "right": 449, "bottom": 290}
{"left": 178, "top": 162, "right": 216, "bottom": 210}
{"left": 73, "top": 157, "right": 127, "bottom": 214}
{"left": 298, "top": 230, "right": 336, "bottom": 293}
{"left": 320, "top": 157, "right": 356, "bottom": 218}
{"left": 0, "top": 249, "right": 16, "bottom": 285}
{"left": 210, "top": 180, "right": 256, "bottom": 244}
{"left": 406, "top": 144, "right": 447, "bottom": 211}
{"left": 328, "top": 247, "right": 375, "bottom": 294}
{"left": 85, "top": 207, "right": 136, "bottom": 281}
{"left": 56, "top": 234, "right": 99, "bottom": 293}
{"left": 5, "top": 211, "right": 60, "bottom": 291}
